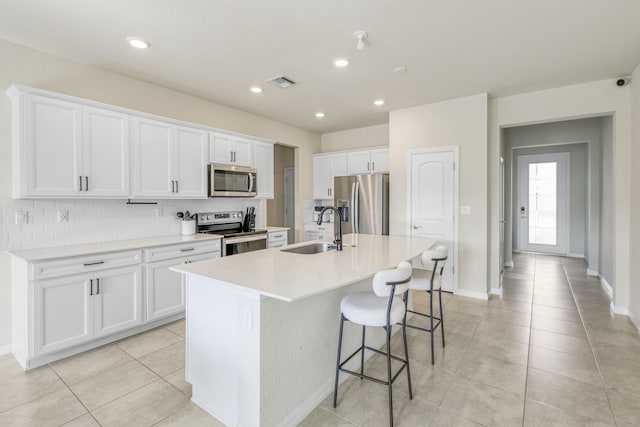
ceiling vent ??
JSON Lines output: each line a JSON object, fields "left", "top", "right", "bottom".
{"left": 267, "top": 76, "right": 296, "bottom": 88}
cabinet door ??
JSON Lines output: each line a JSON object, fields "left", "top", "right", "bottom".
{"left": 209, "top": 133, "right": 234, "bottom": 164}
{"left": 145, "top": 252, "right": 219, "bottom": 321}
{"left": 370, "top": 148, "right": 389, "bottom": 173}
{"left": 24, "top": 94, "right": 83, "bottom": 196}
{"left": 232, "top": 138, "right": 253, "bottom": 167}
{"left": 34, "top": 275, "right": 93, "bottom": 356}
{"left": 132, "top": 117, "right": 174, "bottom": 197}
{"left": 174, "top": 126, "right": 208, "bottom": 198}
{"left": 329, "top": 154, "right": 347, "bottom": 196}
{"left": 313, "top": 155, "right": 332, "bottom": 199}
{"left": 83, "top": 107, "right": 130, "bottom": 197}
{"left": 93, "top": 266, "right": 142, "bottom": 338}
{"left": 253, "top": 141, "right": 274, "bottom": 198}
{"left": 347, "top": 151, "right": 371, "bottom": 175}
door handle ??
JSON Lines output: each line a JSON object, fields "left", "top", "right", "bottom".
{"left": 412, "top": 225, "right": 422, "bottom": 229}
{"left": 89, "top": 279, "right": 93, "bottom": 296}
{"left": 84, "top": 176, "right": 89, "bottom": 192}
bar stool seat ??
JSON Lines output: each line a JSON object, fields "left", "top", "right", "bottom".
{"left": 333, "top": 261, "right": 413, "bottom": 427}
{"left": 341, "top": 292, "right": 407, "bottom": 327}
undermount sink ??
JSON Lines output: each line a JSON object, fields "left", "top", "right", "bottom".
{"left": 280, "top": 242, "right": 337, "bottom": 255}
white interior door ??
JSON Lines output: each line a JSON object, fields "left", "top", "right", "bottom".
{"left": 517, "top": 153, "right": 569, "bottom": 254}
{"left": 409, "top": 149, "right": 457, "bottom": 292}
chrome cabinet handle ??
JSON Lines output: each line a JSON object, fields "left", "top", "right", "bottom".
{"left": 372, "top": 162, "right": 375, "bottom": 171}
{"left": 84, "top": 260, "right": 104, "bottom": 266}
{"left": 181, "top": 247, "right": 195, "bottom": 252}
{"left": 79, "top": 176, "right": 83, "bottom": 191}
{"left": 96, "top": 278, "right": 100, "bottom": 295}
{"left": 89, "top": 279, "right": 93, "bottom": 296}
{"left": 175, "top": 180, "right": 179, "bottom": 193}
{"left": 412, "top": 225, "right": 422, "bottom": 229}
{"left": 367, "top": 162, "right": 370, "bottom": 171}
{"left": 85, "top": 176, "right": 89, "bottom": 192}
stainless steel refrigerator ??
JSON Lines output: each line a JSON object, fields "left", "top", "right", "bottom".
{"left": 334, "top": 173, "right": 389, "bottom": 235}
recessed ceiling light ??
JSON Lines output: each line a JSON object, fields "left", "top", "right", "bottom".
{"left": 374, "top": 99, "right": 385, "bottom": 106}
{"left": 315, "top": 112, "right": 325, "bottom": 118}
{"left": 250, "top": 86, "right": 263, "bottom": 94}
{"left": 127, "top": 37, "right": 150, "bottom": 49}
{"left": 334, "top": 58, "right": 349, "bottom": 68}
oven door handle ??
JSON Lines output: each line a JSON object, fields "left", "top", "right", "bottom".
{"left": 225, "top": 234, "right": 267, "bottom": 244}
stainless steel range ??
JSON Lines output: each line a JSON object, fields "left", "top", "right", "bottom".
{"left": 196, "top": 211, "right": 267, "bottom": 256}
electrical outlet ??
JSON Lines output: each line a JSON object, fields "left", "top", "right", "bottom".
{"left": 155, "top": 208, "right": 164, "bottom": 218}
{"left": 57, "top": 209, "right": 69, "bottom": 223}
{"left": 15, "top": 211, "right": 28, "bottom": 225}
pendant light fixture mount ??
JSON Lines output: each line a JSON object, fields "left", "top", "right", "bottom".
{"left": 353, "top": 31, "right": 368, "bottom": 50}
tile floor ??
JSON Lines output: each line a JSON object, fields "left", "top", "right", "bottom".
{"left": 0, "top": 253, "right": 639, "bottom": 426}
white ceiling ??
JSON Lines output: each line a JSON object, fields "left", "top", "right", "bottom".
{"left": 1, "top": 0, "right": 639, "bottom": 133}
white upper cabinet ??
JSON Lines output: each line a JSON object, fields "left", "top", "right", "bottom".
{"left": 370, "top": 148, "right": 389, "bottom": 173}
{"left": 133, "top": 117, "right": 174, "bottom": 198}
{"left": 209, "top": 132, "right": 253, "bottom": 167}
{"left": 11, "top": 92, "right": 130, "bottom": 198}
{"left": 346, "top": 147, "right": 389, "bottom": 175}
{"left": 83, "top": 107, "right": 130, "bottom": 197}
{"left": 174, "top": 126, "right": 208, "bottom": 198}
{"left": 253, "top": 140, "right": 274, "bottom": 198}
{"left": 22, "top": 95, "right": 83, "bottom": 197}
{"left": 133, "top": 118, "right": 208, "bottom": 198}
{"left": 313, "top": 153, "right": 347, "bottom": 200}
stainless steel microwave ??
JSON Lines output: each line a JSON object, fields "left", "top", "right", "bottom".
{"left": 208, "top": 163, "right": 257, "bottom": 197}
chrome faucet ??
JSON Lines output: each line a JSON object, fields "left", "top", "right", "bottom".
{"left": 317, "top": 206, "right": 344, "bottom": 251}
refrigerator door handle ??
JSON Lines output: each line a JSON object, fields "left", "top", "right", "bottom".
{"left": 354, "top": 181, "right": 360, "bottom": 234}
{"left": 350, "top": 182, "right": 356, "bottom": 234}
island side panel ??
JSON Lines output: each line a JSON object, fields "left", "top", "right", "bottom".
{"left": 259, "top": 277, "right": 389, "bottom": 427}
{"left": 186, "top": 274, "right": 261, "bottom": 426}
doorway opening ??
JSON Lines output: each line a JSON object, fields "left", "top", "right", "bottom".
{"left": 267, "top": 144, "right": 295, "bottom": 243}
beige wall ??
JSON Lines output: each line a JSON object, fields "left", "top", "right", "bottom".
{"left": 320, "top": 124, "right": 388, "bottom": 152}
{"left": 0, "top": 40, "right": 321, "bottom": 348}
{"left": 389, "top": 93, "right": 489, "bottom": 296}
{"left": 630, "top": 65, "right": 640, "bottom": 320}
{"left": 489, "top": 79, "right": 632, "bottom": 310}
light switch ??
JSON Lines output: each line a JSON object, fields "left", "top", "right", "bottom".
{"left": 461, "top": 206, "right": 471, "bottom": 215}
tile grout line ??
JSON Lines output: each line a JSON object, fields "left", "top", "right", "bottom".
{"left": 560, "top": 258, "right": 619, "bottom": 427}
{"left": 48, "top": 364, "right": 104, "bottom": 427}
{"left": 519, "top": 254, "right": 537, "bottom": 427}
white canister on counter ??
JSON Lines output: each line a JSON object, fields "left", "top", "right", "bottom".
{"left": 182, "top": 220, "right": 196, "bottom": 235}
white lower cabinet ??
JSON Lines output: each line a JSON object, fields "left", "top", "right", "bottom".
{"left": 267, "top": 229, "right": 289, "bottom": 248}
{"left": 34, "top": 265, "right": 142, "bottom": 356}
{"left": 303, "top": 224, "right": 333, "bottom": 241}
{"left": 143, "top": 239, "right": 221, "bottom": 321}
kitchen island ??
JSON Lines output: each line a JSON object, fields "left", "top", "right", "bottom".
{"left": 172, "top": 233, "right": 435, "bottom": 427}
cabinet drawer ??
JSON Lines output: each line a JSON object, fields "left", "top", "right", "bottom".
{"left": 32, "top": 250, "right": 141, "bottom": 281}
{"left": 144, "top": 240, "right": 221, "bottom": 263}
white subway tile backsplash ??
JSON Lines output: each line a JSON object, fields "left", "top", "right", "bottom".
{"left": 5, "top": 198, "right": 264, "bottom": 251}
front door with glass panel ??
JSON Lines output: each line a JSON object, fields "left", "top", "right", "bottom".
{"left": 517, "top": 152, "right": 569, "bottom": 255}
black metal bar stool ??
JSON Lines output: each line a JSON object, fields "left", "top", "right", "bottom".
{"left": 333, "top": 261, "right": 413, "bottom": 427}
{"left": 405, "top": 245, "right": 448, "bottom": 364}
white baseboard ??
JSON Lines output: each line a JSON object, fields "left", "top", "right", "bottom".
{"left": 599, "top": 276, "right": 613, "bottom": 298}
{"left": 454, "top": 288, "right": 489, "bottom": 300}
{"left": 504, "top": 260, "right": 514, "bottom": 268}
{"left": 567, "top": 253, "right": 585, "bottom": 259}
{"left": 489, "top": 288, "right": 503, "bottom": 296}
{"left": 629, "top": 310, "right": 640, "bottom": 332}
{"left": 587, "top": 269, "right": 599, "bottom": 277}
{"left": 0, "top": 344, "right": 11, "bottom": 356}
{"left": 610, "top": 302, "right": 629, "bottom": 315}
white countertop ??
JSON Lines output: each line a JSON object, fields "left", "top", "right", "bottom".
{"left": 264, "top": 226, "right": 290, "bottom": 232}
{"left": 173, "top": 234, "right": 435, "bottom": 302}
{"left": 8, "top": 233, "right": 223, "bottom": 262}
